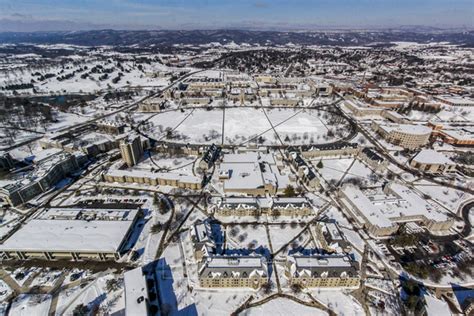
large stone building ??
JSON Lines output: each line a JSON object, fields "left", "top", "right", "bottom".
{"left": 190, "top": 220, "right": 268, "bottom": 289}
{"left": 120, "top": 135, "right": 145, "bottom": 167}
{"left": 103, "top": 169, "right": 202, "bottom": 190}
{"left": 39, "top": 126, "right": 120, "bottom": 156}
{"left": 338, "top": 182, "right": 454, "bottom": 237}
{"left": 96, "top": 119, "right": 126, "bottom": 135}
{"left": 287, "top": 152, "right": 320, "bottom": 190}
{"left": 212, "top": 196, "right": 313, "bottom": 217}
{"left": 371, "top": 122, "right": 432, "bottom": 150}
{"left": 198, "top": 256, "right": 268, "bottom": 289}
{"left": 0, "top": 152, "right": 80, "bottom": 206}
{"left": 359, "top": 148, "right": 388, "bottom": 172}
{"left": 410, "top": 150, "right": 456, "bottom": 174}
{"left": 218, "top": 152, "right": 292, "bottom": 196}
{"left": 295, "top": 142, "right": 360, "bottom": 159}
{"left": 285, "top": 254, "right": 360, "bottom": 288}
{"left": 0, "top": 207, "right": 140, "bottom": 261}
{"left": 314, "top": 222, "right": 352, "bottom": 254}
{"left": 190, "top": 220, "right": 218, "bottom": 261}
{"left": 429, "top": 123, "right": 474, "bottom": 146}
{"left": 343, "top": 99, "right": 383, "bottom": 117}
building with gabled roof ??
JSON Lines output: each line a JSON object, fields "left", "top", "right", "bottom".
{"left": 198, "top": 255, "right": 268, "bottom": 289}
{"left": 285, "top": 254, "right": 360, "bottom": 288}
{"left": 212, "top": 196, "right": 312, "bottom": 217}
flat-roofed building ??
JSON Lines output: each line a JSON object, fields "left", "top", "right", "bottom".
{"left": 0, "top": 152, "right": 80, "bottom": 206}
{"left": 218, "top": 152, "right": 292, "bottom": 196}
{"left": 410, "top": 150, "right": 456, "bottom": 174}
{"left": 431, "top": 126, "right": 474, "bottom": 146}
{"left": 371, "top": 122, "right": 432, "bottom": 150}
{"left": 124, "top": 267, "right": 151, "bottom": 316}
{"left": 343, "top": 99, "right": 383, "bottom": 117}
{"left": 0, "top": 207, "right": 140, "bottom": 261}
{"left": 103, "top": 169, "right": 202, "bottom": 190}
{"left": 285, "top": 254, "right": 360, "bottom": 288}
{"left": 435, "top": 96, "right": 474, "bottom": 107}
{"left": 198, "top": 256, "right": 268, "bottom": 289}
{"left": 120, "top": 135, "right": 144, "bottom": 167}
{"left": 381, "top": 110, "right": 408, "bottom": 124}
{"left": 338, "top": 182, "right": 453, "bottom": 237}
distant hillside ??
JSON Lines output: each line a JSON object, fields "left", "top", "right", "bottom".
{"left": 0, "top": 29, "right": 473, "bottom": 47}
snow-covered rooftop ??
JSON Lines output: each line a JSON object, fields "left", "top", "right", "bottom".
{"left": 0, "top": 207, "right": 139, "bottom": 253}
{"left": 124, "top": 267, "right": 149, "bottom": 316}
{"left": 412, "top": 150, "right": 454, "bottom": 165}
{"left": 379, "top": 123, "right": 432, "bottom": 136}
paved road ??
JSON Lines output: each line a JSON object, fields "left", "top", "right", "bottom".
{"left": 335, "top": 93, "right": 474, "bottom": 195}
{"left": 2, "top": 70, "right": 204, "bottom": 152}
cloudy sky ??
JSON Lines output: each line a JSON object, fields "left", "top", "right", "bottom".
{"left": 0, "top": 0, "right": 472, "bottom": 31}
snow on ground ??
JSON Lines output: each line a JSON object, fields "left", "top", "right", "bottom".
{"left": 144, "top": 110, "right": 190, "bottom": 136}
{"left": 174, "top": 109, "right": 223, "bottom": 144}
{"left": 43, "top": 111, "right": 89, "bottom": 133}
{"left": 414, "top": 183, "right": 472, "bottom": 213}
{"left": 10, "top": 294, "right": 51, "bottom": 316}
{"left": 226, "top": 224, "right": 270, "bottom": 254}
{"left": 242, "top": 297, "right": 328, "bottom": 316}
{"left": 10, "top": 267, "right": 40, "bottom": 287}
{"left": 346, "top": 160, "right": 380, "bottom": 180}
{"left": 315, "top": 158, "right": 354, "bottom": 183}
{"left": 274, "top": 110, "right": 341, "bottom": 145}
{"left": 341, "top": 228, "right": 366, "bottom": 253}
{"left": 1, "top": 58, "right": 170, "bottom": 94}
{"left": 30, "top": 268, "right": 63, "bottom": 288}
{"left": 0, "top": 280, "right": 12, "bottom": 302}
{"left": 224, "top": 108, "right": 272, "bottom": 144}
{"left": 145, "top": 107, "right": 344, "bottom": 145}
{"left": 57, "top": 273, "right": 116, "bottom": 316}
{"left": 134, "top": 153, "right": 197, "bottom": 175}
{"left": 324, "top": 206, "right": 351, "bottom": 227}
{"left": 268, "top": 224, "right": 307, "bottom": 254}
{"left": 158, "top": 241, "right": 253, "bottom": 315}
{"left": 311, "top": 289, "right": 364, "bottom": 316}
{"left": 367, "top": 289, "right": 401, "bottom": 316}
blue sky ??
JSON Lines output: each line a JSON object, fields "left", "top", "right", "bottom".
{"left": 0, "top": 0, "right": 472, "bottom": 31}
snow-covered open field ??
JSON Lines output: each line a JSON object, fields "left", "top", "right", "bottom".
{"left": 145, "top": 107, "right": 348, "bottom": 145}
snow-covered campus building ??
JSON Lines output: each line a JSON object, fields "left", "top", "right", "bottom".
{"left": 198, "top": 256, "right": 268, "bottom": 289}
{"left": 371, "top": 122, "right": 432, "bottom": 150}
{"left": 212, "top": 196, "right": 313, "bottom": 217}
{"left": 103, "top": 168, "right": 202, "bottom": 190}
{"left": 338, "top": 182, "right": 454, "bottom": 237}
{"left": 190, "top": 220, "right": 269, "bottom": 289}
{"left": 409, "top": 149, "right": 456, "bottom": 174}
{"left": 0, "top": 152, "right": 81, "bottom": 206}
{"left": 217, "top": 152, "right": 293, "bottom": 196}
{"left": 285, "top": 254, "right": 360, "bottom": 288}
{"left": 0, "top": 207, "right": 141, "bottom": 261}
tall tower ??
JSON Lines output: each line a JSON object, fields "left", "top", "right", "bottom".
{"left": 239, "top": 89, "right": 245, "bottom": 105}
{"left": 120, "top": 135, "right": 143, "bottom": 167}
